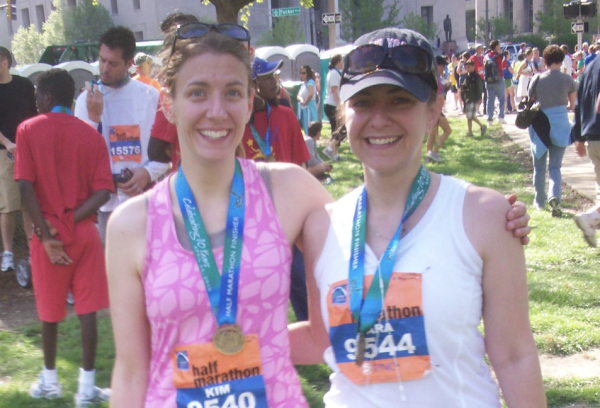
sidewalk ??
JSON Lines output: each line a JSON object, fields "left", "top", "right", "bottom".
{"left": 444, "top": 96, "right": 597, "bottom": 202}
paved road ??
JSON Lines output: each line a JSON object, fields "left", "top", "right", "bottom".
{"left": 443, "top": 96, "right": 597, "bottom": 202}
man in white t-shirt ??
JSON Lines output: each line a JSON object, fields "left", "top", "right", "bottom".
{"left": 75, "top": 27, "right": 170, "bottom": 243}
{"left": 561, "top": 45, "right": 573, "bottom": 76}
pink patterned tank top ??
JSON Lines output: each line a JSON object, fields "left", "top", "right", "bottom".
{"left": 142, "top": 158, "right": 308, "bottom": 407}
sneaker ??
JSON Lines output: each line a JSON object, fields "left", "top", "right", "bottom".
{"left": 426, "top": 151, "right": 443, "bottom": 163}
{"left": 74, "top": 386, "right": 111, "bottom": 407}
{"left": 548, "top": 198, "right": 562, "bottom": 218}
{"left": 574, "top": 212, "right": 599, "bottom": 247}
{"left": 323, "top": 147, "right": 335, "bottom": 160}
{"left": 466, "top": 132, "right": 473, "bottom": 137}
{"left": 481, "top": 125, "right": 487, "bottom": 136}
{"left": 487, "top": 120, "right": 493, "bottom": 127}
{"left": 30, "top": 373, "right": 63, "bottom": 399}
{"left": 498, "top": 118, "right": 507, "bottom": 124}
{"left": 1, "top": 251, "right": 14, "bottom": 272}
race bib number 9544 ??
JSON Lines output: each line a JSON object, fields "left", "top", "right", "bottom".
{"left": 327, "top": 272, "right": 431, "bottom": 385}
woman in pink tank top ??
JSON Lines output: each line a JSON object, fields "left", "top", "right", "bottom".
{"left": 106, "top": 31, "right": 332, "bottom": 408}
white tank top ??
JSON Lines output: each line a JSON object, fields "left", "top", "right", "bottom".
{"left": 315, "top": 175, "right": 501, "bottom": 408}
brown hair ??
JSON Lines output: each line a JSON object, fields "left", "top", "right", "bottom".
{"left": 543, "top": 44, "right": 565, "bottom": 66}
{"left": 161, "top": 32, "right": 252, "bottom": 97}
{"left": 329, "top": 54, "right": 343, "bottom": 70}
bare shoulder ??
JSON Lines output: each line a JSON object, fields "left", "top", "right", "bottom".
{"left": 463, "top": 184, "right": 516, "bottom": 256}
{"left": 106, "top": 194, "right": 149, "bottom": 275}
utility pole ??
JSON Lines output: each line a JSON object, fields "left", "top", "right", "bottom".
{"left": 485, "top": 0, "right": 489, "bottom": 44}
{"left": 328, "top": 0, "right": 336, "bottom": 49}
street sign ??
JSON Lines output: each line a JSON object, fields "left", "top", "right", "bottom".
{"left": 322, "top": 12, "right": 342, "bottom": 25}
{"left": 572, "top": 21, "right": 585, "bottom": 33}
{"left": 272, "top": 7, "right": 300, "bottom": 18}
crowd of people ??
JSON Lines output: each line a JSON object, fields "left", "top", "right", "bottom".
{"left": 0, "top": 11, "right": 560, "bottom": 408}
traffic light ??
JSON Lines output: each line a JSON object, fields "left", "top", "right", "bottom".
{"left": 316, "top": 30, "right": 323, "bottom": 49}
{"left": 563, "top": 1, "right": 596, "bottom": 19}
{"left": 6, "top": 0, "right": 16, "bottom": 21}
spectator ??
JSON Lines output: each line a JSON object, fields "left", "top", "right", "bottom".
{"left": 461, "top": 59, "right": 487, "bottom": 137}
{"left": 518, "top": 42, "right": 527, "bottom": 55}
{"left": 503, "top": 50, "right": 516, "bottom": 113}
{"left": 74, "top": 27, "right": 170, "bottom": 244}
{"left": 458, "top": 52, "right": 470, "bottom": 112}
{"left": 527, "top": 45, "right": 577, "bottom": 216}
{"left": 582, "top": 41, "right": 589, "bottom": 56}
{"left": 574, "top": 51, "right": 585, "bottom": 78}
{"left": 323, "top": 54, "right": 346, "bottom": 161}
{"left": 303, "top": 121, "right": 332, "bottom": 182}
{"left": 132, "top": 53, "right": 160, "bottom": 91}
{"left": 296, "top": 65, "right": 319, "bottom": 135}
{"left": 274, "top": 69, "right": 293, "bottom": 108}
{"left": 485, "top": 39, "right": 506, "bottom": 125}
{"left": 426, "top": 56, "right": 452, "bottom": 163}
{"left": 515, "top": 48, "right": 535, "bottom": 103}
{"left": 561, "top": 44, "right": 573, "bottom": 77}
{"left": 469, "top": 44, "right": 487, "bottom": 115}
{"left": 0, "top": 46, "right": 36, "bottom": 272}
{"left": 532, "top": 47, "right": 544, "bottom": 72}
{"left": 572, "top": 53, "right": 600, "bottom": 246}
{"left": 449, "top": 53, "right": 461, "bottom": 111}
{"left": 16, "top": 68, "right": 113, "bottom": 406}
{"left": 584, "top": 44, "right": 598, "bottom": 68}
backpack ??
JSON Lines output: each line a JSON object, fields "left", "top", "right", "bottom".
{"left": 484, "top": 56, "right": 502, "bottom": 83}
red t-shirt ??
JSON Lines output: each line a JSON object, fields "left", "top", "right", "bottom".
{"left": 470, "top": 53, "right": 485, "bottom": 79}
{"left": 242, "top": 104, "right": 310, "bottom": 166}
{"left": 150, "top": 108, "right": 180, "bottom": 171}
{"left": 15, "top": 112, "right": 114, "bottom": 244}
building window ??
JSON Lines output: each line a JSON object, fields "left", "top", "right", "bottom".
{"left": 21, "top": 8, "right": 30, "bottom": 28}
{"left": 133, "top": 0, "right": 140, "bottom": 10}
{"left": 134, "top": 31, "right": 143, "bottom": 40}
{"left": 36, "top": 4, "right": 46, "bottom": 32}
{"left": 67, "top": 0, "right": 76, "bottom": 6}
{"left": 421, "top": 6, "right": 433, "bottom": 28}
{"left": 111, "top": 0, "right": 118, "bottom": 15}
{"left": 504, "top": 0, "right": 513, "bottom": 22}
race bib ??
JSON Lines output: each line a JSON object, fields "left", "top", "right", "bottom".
{"left": 109, "top": 125, "right": 142, "bottom": 163}
{"left": 327, "top": 272, "right": 430, "bottom": 385}
{"left": 172, "top": 334, "right": 268, "bottom": 408}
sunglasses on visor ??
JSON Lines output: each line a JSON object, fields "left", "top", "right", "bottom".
{"left": 169, "top": 23, "right": 251, "bottom": 59}
{"left": 344, "top": 43, "right": 434, "bottom": 78}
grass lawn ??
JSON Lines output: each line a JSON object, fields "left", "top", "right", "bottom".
{"left": 1, "top": 117, "right": 599, "bottom": 407}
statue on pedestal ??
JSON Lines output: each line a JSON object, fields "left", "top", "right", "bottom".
{"left": 443, "top": 15, "right": 452, "bottom": 42}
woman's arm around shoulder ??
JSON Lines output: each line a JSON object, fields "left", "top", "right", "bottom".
{"left": 464, "top": 185, "right": 546, "bottom": 408}
{"left": 106, "top": 194, "right": 152, "bottom": 408}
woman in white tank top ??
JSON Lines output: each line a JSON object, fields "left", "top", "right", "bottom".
{"left": 290, "top": 28, "right": 546, "bottom": 408}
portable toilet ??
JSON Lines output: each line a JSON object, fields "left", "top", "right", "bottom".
{"left": 17, "top": 63, "right": 53, "bottom": 86}
{"left": 255, "top": 46, "right": 292, "bottom": 80}
{"left": 89, "top": 61, "right": 100, "bottom": 77}
{"left": 56, "top": 61, "right": 96, "bottom": 98}
{"left": 286, "top": 44, "right": 320, "bottom": 81}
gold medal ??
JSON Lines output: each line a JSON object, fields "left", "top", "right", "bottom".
{"left": 355, "top": 332, "right": 366, "bottom": 366}
{"left": 213, "top": 323, "right": 245, "bottom": 355}
{"left": 265, "top": 154, "right": 276, "bottom": 162}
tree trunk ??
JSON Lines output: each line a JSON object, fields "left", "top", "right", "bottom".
{"left": 209, "top": 0, "right": 254, "bottom": 24}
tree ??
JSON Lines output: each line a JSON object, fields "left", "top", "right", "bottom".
{"left": 339, "top": 0, "right": 402, "bottom": 42}
{"left": 256, "top": 17, "right": 305, "bottom": 47}
{"left": 536, "top": 0, "right": 597, "bottom": 38}
{"left": 202, "top": 0, "right": 314, "bottom": 25}
{"left": 42, "top": 0, "right": 66, "bottom": 46}
{"left": 11, "top": 25, "right": 45, "bottom": 64}
{"left": 400, "top": 12, "right": 437, "bottom": 40}
{"left": 475, "top": 16, "right": 516, "bottom": 42}
{"left": 62, "top": 0, "right": 113, "bottom": 43}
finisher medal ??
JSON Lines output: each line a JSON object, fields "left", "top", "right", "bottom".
{"left": 213, "top": 324, "right": 245, "bottom": 355}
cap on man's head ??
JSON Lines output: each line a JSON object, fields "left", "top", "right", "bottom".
{"left": 134, "top": 52, "right": 152, "bottom": 66}
{"left": 475, "top": 44, "right": 483, "bottom": 50}
{"left": 252, "top": 58, "right": 283, "bottom": 80}
{"left": 340, "top": 27, "right": 437, "bottom": 103}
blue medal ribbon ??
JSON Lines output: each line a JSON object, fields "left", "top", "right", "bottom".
{"left": 249, "top": 102, "right": 272, "bottom": 158}
{"left": 175, "top": 160, "right": 245, "bottom": 326}
{"left": 349, "top": 165, "right": 431, "bottom": 334}
{"left": 50, "top": 106, "right": 73, "bottom": 115}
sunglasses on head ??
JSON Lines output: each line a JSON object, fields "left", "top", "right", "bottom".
{"left": 169, "top": 22, "right": 251, "bottom": 60}
{"left": 344, "top": 43, "right": 434, "bottom": 78}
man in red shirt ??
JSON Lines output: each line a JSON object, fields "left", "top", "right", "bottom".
{"left": 242, "top": 58, "right": 310, "bottom": 165}
{"left": 469, "top": 44, "right": 487, "bottom": 116}
{"left": 15, "top": 69, "right": 114, "bottom": 406}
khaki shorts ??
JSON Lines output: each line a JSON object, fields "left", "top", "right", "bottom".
{"left": 0, "top": 152, "right": 21, "bottom": 213}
